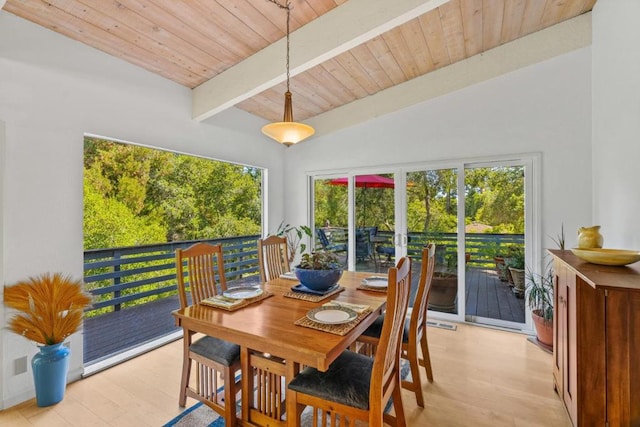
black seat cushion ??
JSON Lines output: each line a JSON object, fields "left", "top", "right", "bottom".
{"left": 190, "top": 336, "right": 240, "bottom": 367}
{"left": 288, "top": 350, "right": 373, "bottom": 410}
{"left": 361, "top": 315, "right": 410, "bottom": 344}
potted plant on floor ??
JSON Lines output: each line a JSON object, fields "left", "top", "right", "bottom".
{"left": 526, "top": 263, "right": 554, "bottom": 349}
{"left": 429, "top": 246, "right": 458, "bottom": 313}
{"left": 4, "top": 273, "right": 92, "bottom": 407}
{"left": 506, "top": 246, "right": 526, "bottom": 297}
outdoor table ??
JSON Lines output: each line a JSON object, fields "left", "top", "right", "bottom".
{"left": 172, "top": 270, "right": 388, "bottom": 427}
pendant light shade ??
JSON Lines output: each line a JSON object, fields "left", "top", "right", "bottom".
{"left": 263, "top": 0, "right": 315, "bottom": 147}
{"left": 261, "top": 91, "right": 315, "bottom": 147}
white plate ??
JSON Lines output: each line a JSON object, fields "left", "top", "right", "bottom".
{"left": 307, "top": 306, "right": 358, "bottom": 325}
{"left": 362, "top": 276, "right": 388, "bottom": 288}
{"left": 222, "top": 286, "right": 263, "bottom": 300}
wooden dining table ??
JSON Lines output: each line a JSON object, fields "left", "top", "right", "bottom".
{"left": 172, "top": 270, "right": 388, "bottom": 427}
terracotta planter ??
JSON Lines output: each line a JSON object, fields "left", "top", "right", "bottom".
{"left": 428, "top": 274, "right": 457, "bottom": 313}
{"left": 532, "top": 309, "right": 553, "bottom": 348}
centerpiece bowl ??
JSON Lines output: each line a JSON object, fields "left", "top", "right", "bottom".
{"left": 294, "top": 268, "right": 342, "bottom": 291}
{"left": 294, "top": 250, "right": 343, "bottom": 291}
{"left": 570, "top": 248, "right": 640, "bottom": 266}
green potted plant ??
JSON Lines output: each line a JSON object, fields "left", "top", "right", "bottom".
{"left": 505, "top": 246, "right": 526, "bottom": 297}
{"left": 526, "top": 262, "right": 554, "bottom": 348}
{"left": 274, "top": 222, "right": 312, "bottom": 263}
{"left": 294, "top": 250, "right": 343, "bottom": 291}
{"left": 4, "top": 273, "right": 92, "bottom": 407}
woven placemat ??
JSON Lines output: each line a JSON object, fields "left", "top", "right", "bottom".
{"left": 356, "top": 284, "right": 388, "bottom": 293}
{"left": 283, "top": 286, "right": 345, "bottom": 302}
{"left": 294, "top": 308, "right": 373, "bottom": 336}
{"left": 200, "top": 291, "right": 273, "bottom": 312}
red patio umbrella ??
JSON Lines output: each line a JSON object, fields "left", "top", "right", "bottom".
{"left": 328, "top": 175, "right": 395, "bottom": 227}
{"left": 328, "top": 174, "right": 395, "bottom": 188}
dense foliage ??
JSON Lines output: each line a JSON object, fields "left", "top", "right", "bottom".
{"left": 84, "top": 138, "right": 262, "bottom": 250}
{"left": 314, "top": 167, "right": 525, "bottom": 235}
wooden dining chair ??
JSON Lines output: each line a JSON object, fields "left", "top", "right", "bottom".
{"left": 175, "top": 242, "right": 241, "bottom": 427}
{"left": 257, "top": 235, "right": 290, "bottom": 282}
{"left": 357, "top": 244, "right": 436, "bottom": 407}
{"left": 287, "top": 256, "right": 412, "bottom": 427}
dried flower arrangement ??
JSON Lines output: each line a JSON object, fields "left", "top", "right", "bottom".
{"left": 4, "top": 273, "right": 92, "bottom": 345}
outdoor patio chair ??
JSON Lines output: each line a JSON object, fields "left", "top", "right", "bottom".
{"left": 287, "top": 257, "right": 411, "bottom": 427}
{"left": 358, "top": 244, "right": 436, "bottom": 407}
{"left": 176, "top": 242, "right": 241, "bottom": 426}
{"left": 316, "top": 228, "right": 347, "bottom": 253}
{"left": 257, "top": 235, "right": 290, "bottom": 282}
{"left": 355, "top": 227, "right": 377, "bottom": 261}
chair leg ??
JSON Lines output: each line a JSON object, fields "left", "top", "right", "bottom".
{"left": 388, "top": 371, "right": 406, "bottom": 427}
{"left": 286, "top": 389, "right": 304, "bottom": 427}
{"left": 223, "top": 366, "right": 237, "bottom": 427}
{"left": 403, "top": 341, "right": 425, "bottom": 408}
{"left": 179, "top": 338, "right": 192, "bottom": 407}
{"left": 419, "top": 332, "right": 434, "bottom": 382}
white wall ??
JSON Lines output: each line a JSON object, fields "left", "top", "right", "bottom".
{"left": 592, "top": 0, "right": 640, "bottom": 249}
{"left": 0, "top": 12, "right": 285, "bottom": 408}
{"left": 284, "top": 47, "right": 593, "bottom": 254}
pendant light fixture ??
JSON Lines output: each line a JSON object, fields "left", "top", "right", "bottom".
{"left": 262, "top": 0, "right": 315, "bottom": 147}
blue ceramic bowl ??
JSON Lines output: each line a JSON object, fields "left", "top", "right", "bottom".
{"left": 294, "top": 267, "right": 343, "bottom": 291}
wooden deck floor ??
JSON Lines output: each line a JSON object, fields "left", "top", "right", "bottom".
{"left": 465, "top": 267, "right": 525, "bottom": 323}
{"left": 84, "top": 267, "right": 524, "bottom": 364}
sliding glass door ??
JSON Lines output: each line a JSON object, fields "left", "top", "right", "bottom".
{"left": 312, "top": 173, "right": 397, "bottom": 274}
{"left": 463, "top": 164, "right": 526, "bottom": 328}
{"left": 313, "top": 176, "right": 348, "bottom": 269}
{"left": 353, "top": 173, "right": 396, "bottom": 273}
{"left": 404, "top": 160, "right": 532, "bottom": 328}
{"left": 310, "top": 155, "right": 537, "bottom": 330}
{"left": 406, "top": 168, "right": 460, "bottom": 316}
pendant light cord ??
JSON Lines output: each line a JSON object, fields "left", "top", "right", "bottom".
{"left": 266, "top": 0, "right": 291, "bottom": 92}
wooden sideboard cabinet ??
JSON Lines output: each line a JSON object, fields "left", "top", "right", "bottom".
{"left": 549, "top": 250, "right": 640, "bottom": 427}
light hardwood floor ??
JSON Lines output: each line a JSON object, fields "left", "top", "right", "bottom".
{"left": 0, "top": 323, "right": 571, "bottom": 426}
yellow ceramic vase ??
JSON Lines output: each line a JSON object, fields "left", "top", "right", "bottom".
{"left": 577, "top": 225, "right": 604, "bottom": 249}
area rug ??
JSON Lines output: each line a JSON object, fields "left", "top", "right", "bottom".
{"left": 164, "top": 402, "right": 225, "bottom": 427}
{"left": 164, "top": 361, "right": 409, "bottom": 427}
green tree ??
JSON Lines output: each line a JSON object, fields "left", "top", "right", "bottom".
{"left": 83, "top": 179, "right": 166, "bottom": 249}
{"left": 83, "top": 138, "right": 262, "bottom": 248}
{"left": 407, "top": 169, "right": 458, "bottom": 233}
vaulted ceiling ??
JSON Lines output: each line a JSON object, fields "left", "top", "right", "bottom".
{"left": 4, "top": 0, "right": 596, "bottom": 132}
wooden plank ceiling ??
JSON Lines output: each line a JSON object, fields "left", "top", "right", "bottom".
{"left": 4, "top": 0, "right": 596, "bottom": 123}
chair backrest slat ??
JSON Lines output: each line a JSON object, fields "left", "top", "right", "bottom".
{"left": 176, "top": 242, "right": 227, "bottom": 309}
{"left": 369, "top": 256, "right": 411, "bottom": 418}
{"left": 258, "top": 235, "right": 290, "bottom": 282}
{"left": 411, "top": 244, "right": 436, "bottom": 338}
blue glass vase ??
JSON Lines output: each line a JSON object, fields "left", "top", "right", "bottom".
{"left": 31, "top": 342, "right": 70, "bottom": 407}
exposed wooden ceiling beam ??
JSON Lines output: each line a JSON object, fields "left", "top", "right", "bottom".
{"left": 192, "top": 0, "right": 450, "bottom": 121}
{"left": 304, "top": 13, "right": 593, "bottom": 138}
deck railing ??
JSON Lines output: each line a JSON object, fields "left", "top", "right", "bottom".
{"left": 83, "top": 235, "right": 260, "bottom": 316}
{"left": 84, "top": 232, "right": 523, "bottom": 316}
{"left": 318, "top": 229, "right": 524, "bottom": 268}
